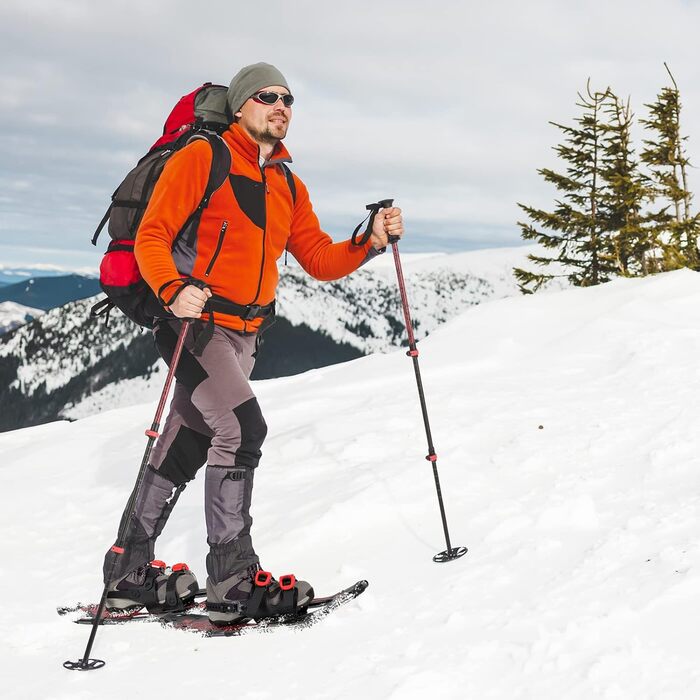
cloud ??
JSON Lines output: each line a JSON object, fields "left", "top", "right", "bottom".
{"left": 2, "top": 0, "right": 700, "bottom": 266}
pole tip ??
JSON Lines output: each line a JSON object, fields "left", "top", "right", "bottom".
{"left": 63, "top": 658, "right": 106, "bottom": 671}
{"left": 433, "top": 546, "right": 468, "bottom": 563}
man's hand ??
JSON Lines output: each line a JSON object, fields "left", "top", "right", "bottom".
{"left": 169, "top": 284, "right": 212, "bottom": 318}
{"left": 370, "top": 206, "right": 403, "bottom": 249}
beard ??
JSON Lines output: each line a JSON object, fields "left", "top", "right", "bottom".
{"left": 248, "top": 116, "right": 288, "bottom": 145}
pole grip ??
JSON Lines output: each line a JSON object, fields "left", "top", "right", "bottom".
{"left": 352, "top": 198, "right": 395, "bottom": 246}
{"left": 376, "top": 199, "right": 400, "bottom": 245}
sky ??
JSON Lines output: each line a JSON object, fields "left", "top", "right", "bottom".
{"left": 2, "top": 0, "right": 700, "bottom": 270}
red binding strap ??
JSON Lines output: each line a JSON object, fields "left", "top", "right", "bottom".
{"left": 255, "top": 570, "right": 273, "bottom": 587}
{"left": 279, "top": 574, "right": 296, "bottom": 591}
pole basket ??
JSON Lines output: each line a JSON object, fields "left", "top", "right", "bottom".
{"left": 63, "top": 659, "right": 106, "bottom": 671}
{"left": 433, "top": 546, "right": 468, "bottom": 564}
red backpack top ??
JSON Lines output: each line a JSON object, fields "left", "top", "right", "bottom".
{"left": 150, "top": 83, "right": 231, "bottom": 151}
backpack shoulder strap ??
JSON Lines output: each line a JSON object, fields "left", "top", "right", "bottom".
{"left": 91, "top": 202, "right": 114, "bottom": 246}
{"left": 191, "top": 132, "right": 232, "bottom": 207}
{"left": 280, "top": 163, "right": 297, "bottom": 205}
{"left": 180, "top": 133, "right": 232, "bottom": 245}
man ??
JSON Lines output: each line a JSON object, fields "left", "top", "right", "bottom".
{"left": 102, "top": 63, "right": 403, "bottom": 625}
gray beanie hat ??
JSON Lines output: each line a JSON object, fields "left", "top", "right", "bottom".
{"left": 227, "top": 62, "right": 290, "bottom": 116}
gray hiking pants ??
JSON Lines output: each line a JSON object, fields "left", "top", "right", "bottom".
{"left": 103, "top": 319, "right": 266, "bottom": 586}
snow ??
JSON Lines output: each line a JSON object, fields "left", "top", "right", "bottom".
{"left": 276, "top": 244, "right": 541, "bottom": 352}
{"left": 0, "top": 301, "right": 44, "bottom": 335}
{"left": 3, "top": 268, "right": 700, "bottom": 698}
{"left": 62, "top": 363, "right": 167, "bottom": 421}
{"left": 0, "top": 294, "right": 149, "bottom": 398}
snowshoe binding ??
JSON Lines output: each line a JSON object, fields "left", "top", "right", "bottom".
{"left": 207, "top": 566, "right": 314, "bottom": 626}
{"left": 106, "top": 560, "right": 199, "bottom": 613}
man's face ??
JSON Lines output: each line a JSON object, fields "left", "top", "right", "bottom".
{"left": 235, "top": 84, "right": 292, "bottom": 147}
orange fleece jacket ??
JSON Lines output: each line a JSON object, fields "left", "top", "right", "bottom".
{"left": 134, "top": 124, "right": 376, "bottom": 332}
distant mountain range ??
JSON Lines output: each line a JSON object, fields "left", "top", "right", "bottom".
{"left": 0, "top": 247, "right": 538, "bottom": 432}
{"left": 0, "top": 271, "right": 100, "bottom": 335}
{"left": 0, "top": 274, "right": 101, "bottom": 311}
{"left": 0, "top": 265, "right": 96, "bottom": 286}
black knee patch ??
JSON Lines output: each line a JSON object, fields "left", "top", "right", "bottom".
{"left": 155, "top": 322, "right": 208, "bottom": 391}
{"left": 158, "top": 425, "right": 211, "bottom": 485}
{"left": 232, "top": 397, "right": 267, "bottom": 469}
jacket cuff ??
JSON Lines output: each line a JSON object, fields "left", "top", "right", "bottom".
{"left": 360, "top": 242, "right": 385, "bottom": 267}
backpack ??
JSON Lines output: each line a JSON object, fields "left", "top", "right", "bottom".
{"left": 90, "top": 83, "right": 232, "bottom": 328}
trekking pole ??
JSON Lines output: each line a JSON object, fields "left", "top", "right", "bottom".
{"left": 368, "top": 199, "right": 467, "bottom": 564}
{"left": 64, "top": 318, "right": 193, "bottom": 671}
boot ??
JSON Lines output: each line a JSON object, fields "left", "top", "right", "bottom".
{"left": 207, "top": 565, "right": 314, "bottom": 625}
{"left": 102, "top": 469, "right": 186, "bottom": 586}
{"left": 106, "top": 560, "right": 199, "bottom": 613}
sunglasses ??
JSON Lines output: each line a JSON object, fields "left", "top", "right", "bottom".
{"left": 252, "top": 91, "right": 295, "bottom": 108}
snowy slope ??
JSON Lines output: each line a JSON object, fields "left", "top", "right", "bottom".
{"left": 2, "top": 244, "right": 540, "bottom": 428}
{"left": 72, "top": 246, "right": 536, "bottom": 417}
{"left": 276, "top": 245, "right": 537, "bottom": 352}
{"left": 0, "top": 301, "right": 43, "bottom": 335}
{"left": 3, "top": 269, "right": 699, "bottom": 698}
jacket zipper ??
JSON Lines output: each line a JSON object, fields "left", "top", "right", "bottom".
{"left": 251, "top": 162, "right": 268, "bottom": 303}
{"left": 205, "top": 221, "right": 228, "bottom": 277}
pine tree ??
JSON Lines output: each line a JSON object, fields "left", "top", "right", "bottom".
{"left": 640, "top": 64, "right": 700, "bottom": 270}
{"left": 514, "top": 82, "right": 620, "bottom": 292}
{"left": 600, "top": 92, "right": 654, "bottom": 276}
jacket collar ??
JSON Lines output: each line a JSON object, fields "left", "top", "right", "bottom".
{"left": 225, "top": 123, "right": 293, "bottom": 168}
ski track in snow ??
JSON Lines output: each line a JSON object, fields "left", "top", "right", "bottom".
{"left": 2, "top": 269, "right": 700, "bottom": 698}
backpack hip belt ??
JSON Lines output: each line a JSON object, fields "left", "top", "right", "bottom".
{"left": 185, "top": 294, "right": 275, "bottom": 357}
{"left": 207, "top": 295, "right": 275, "bottom": 321}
